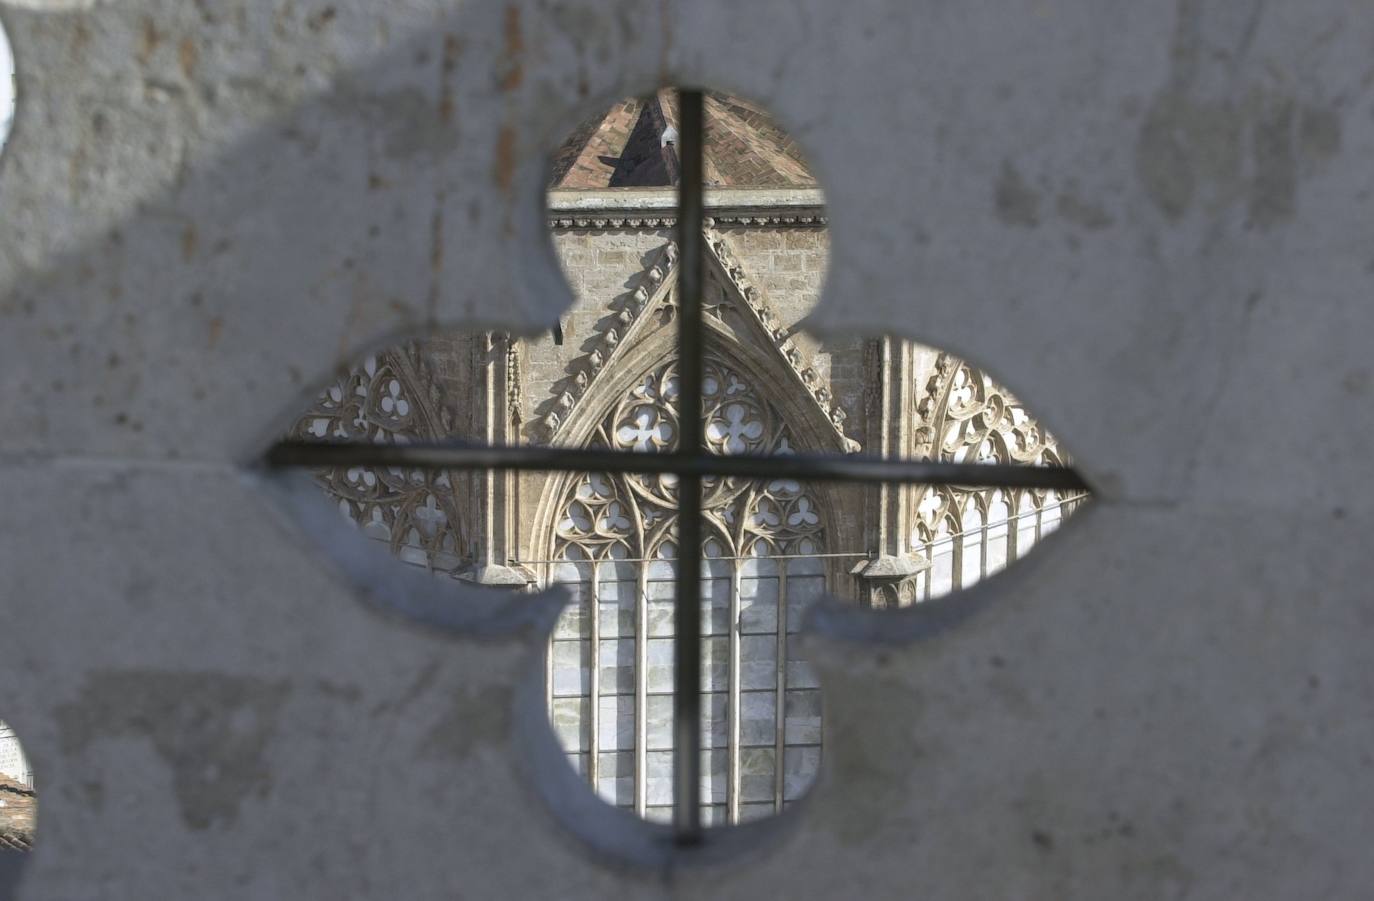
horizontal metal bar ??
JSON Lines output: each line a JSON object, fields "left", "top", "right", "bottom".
{"left": 520, "top": 551, "right": 872, "bottom": 565}
{"left": 265, "top": 440, "right": 1090, "bottom": 492}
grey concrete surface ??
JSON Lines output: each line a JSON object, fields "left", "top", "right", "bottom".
{"left": 0, "top": 0, "right": 1371, "bottom": 897}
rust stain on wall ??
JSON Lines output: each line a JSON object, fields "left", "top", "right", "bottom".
{"left": 137, "top": 17, "right": 162, "bottom": 66}
{"left": 181, "top": 224, "right": 198, "bottom": 262}
{"left": 178, "top": 37, "right": 198, "bottom": 79}
{"left": 493, "top": 125, "right": 516, "bottom": 192}
{"left": 439, "top": 34, "right": 463, "bottom": 123}
{"left": 428, "top": 191, "right": 447, "bottom": 321}
{"left": 498, "top": 5, "right": 524, "bottom": 92}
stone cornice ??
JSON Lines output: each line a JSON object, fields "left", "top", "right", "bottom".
{"left": 547, "top": 187, "right": 827, "bottom": 230}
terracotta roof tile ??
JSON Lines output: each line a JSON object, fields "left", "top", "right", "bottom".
{"left": 549, "top": 90, "right": 816, "bottom": 189}
{"left": 0, "top": 777, "right": 35, "bottom": 854}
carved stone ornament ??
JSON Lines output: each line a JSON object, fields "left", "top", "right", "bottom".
{"left": 539, "top": 233, "right": 861, "bottom": 453}
{"left": 552, "top": 354, "right": 829, "bottom": 562}
{"left": 910, "top": 353, "right": 1074, "bottom": 560}
{"left": 851, "top": 554, "right": 932, "bottom": 610}
{"left": 290, "top": 346, "right": 470, "bottom": 573}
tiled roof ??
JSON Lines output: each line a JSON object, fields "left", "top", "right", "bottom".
{"left": 0, "top": 776, "right": 34, "bottom": 854}
{"left": 550, "top": 90, "right": 816, "bottom": 189}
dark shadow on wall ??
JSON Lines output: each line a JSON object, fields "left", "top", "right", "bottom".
{"left": 0, "top": 853, "right": 22, "bottom": 901}
{"left": 0, "top": 4, "right": 581, "bottom": 891}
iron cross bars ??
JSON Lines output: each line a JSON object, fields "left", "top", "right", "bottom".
{"left": 267, "top": 90, "right": 1089, "bottom": 845}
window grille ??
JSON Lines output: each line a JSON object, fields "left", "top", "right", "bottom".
{"left": 269, "top": 90, "right": 1088, "bottom": 845}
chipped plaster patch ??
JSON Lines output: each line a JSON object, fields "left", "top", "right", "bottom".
{"left": 56, "top": 669, "right": 291, "bottom": 831}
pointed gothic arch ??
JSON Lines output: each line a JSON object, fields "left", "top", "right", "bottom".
{"left": 532, "top": 350, "right": 843, "bottom": 563}
{"left": 536, "top": 232, "right": 858, "bottom": 453}
{"left": 532, "top": 351, "right": 835, "bottom": 824}
{"left": 908, "top": 354, "right": 1085, "bottom": 600}
{"left": 291, "top": 344, "right": 473, "bottom": 572}
{"left": 524, "top": 242, "right": 855, "bottom": 822}
{"left": 528, "top": 232, "right": 861, "bottom": 568}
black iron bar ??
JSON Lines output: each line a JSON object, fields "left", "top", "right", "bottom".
{"left": 672, "top": 88, "right": 706, "bottom": 845}
{"left": 266, "top": 440, "right": 1090, "bottom": 493}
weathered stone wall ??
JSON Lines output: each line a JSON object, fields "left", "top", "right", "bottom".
{"left": 1, "top": 0, "right": 1371, "bottom": 898}
{"left": 714, "top": 226, "right": 872, "bottom": 435}
{"left": 528, "top": 228, "right": 675, "bottom": 427}
{"left": 534, "top": 224, "right": 844, "bottom": 439}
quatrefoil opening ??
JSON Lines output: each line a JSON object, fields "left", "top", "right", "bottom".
{"left": 266, "top": 89, "right": 1088, "bottom": 850}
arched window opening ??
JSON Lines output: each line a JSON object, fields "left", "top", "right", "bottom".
{"left": 911, "top": 357, "right": 1088, "bottom": 600}
{"left": 539, "top": 353, "right": 829, "bottom": 824}
{"left": 280, "top": 86, "right": 1089, "bottom": 845}
{"left": 290, "top": 350, "right": 471, "bottom": 574}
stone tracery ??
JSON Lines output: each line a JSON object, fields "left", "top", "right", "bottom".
{"left": 910, "top": 354, "right": 1082, "bottom": 599}
{"left": 554, "top": 355, "right": 828, "bottom": 564}
{"left": 547, "top": 352, "right": 827, "bottom": 823}
{"left": 286, "top": 318, "right": 1086, "bottom": 828}
{"left": 291, "top": 349, "right": 470, "bottom": 573}
{"left": 540, "top": 233, "right": 859, "bottom": 454}
{"left": 285, "top": 281, "right": 1086, "bottom": 824}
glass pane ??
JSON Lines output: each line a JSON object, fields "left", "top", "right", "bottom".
{"left": 598, "top": 638, "right": 634, "bottom": 696}
{"left": 551, "top": 639, "right": 590, "bottom": 697}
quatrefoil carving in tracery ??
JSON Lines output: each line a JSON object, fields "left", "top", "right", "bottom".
{"left": 556, "top": 354, "right": 827, "bottom": 563}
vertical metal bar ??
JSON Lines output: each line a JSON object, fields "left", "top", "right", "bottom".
{"left": 774, "top": 558, "right": 788, "bottom": 813}
{"left": 589, "top": 559, "right": 601, "bottom": 791}
{"left": 635, "top": 553, "right": 649, "bottom": 817}
{"left": 727, "top": 558, "right": 741, "bottom": 824}
{"left": 673, "top": 88, "right": 705, "bottom": 844}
